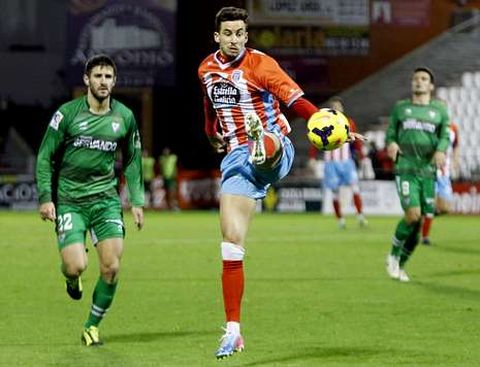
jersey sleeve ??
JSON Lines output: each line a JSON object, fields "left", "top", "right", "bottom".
{"left": 257, "top": 55, "right": 304, "bottom": 107}
{"left": 436, "top": 104, "right": 450, "bottom": 152}
{"left": 122, "top": 113, "right": 145, "bottom": 207}
{"left": 35, "top": 110, "right": 67, "bottom": 204}
{"left": 386, "top": 103, "right": 400, "bottom": 146}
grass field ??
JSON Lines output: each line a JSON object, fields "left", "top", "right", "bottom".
{"left": 0, "top": 211, "right": 479, "bottom": 367}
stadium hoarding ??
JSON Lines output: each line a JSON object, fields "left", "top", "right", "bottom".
{"left": 0, "top": 175, "right": 38, "bottom": 210}
{"left": 452, "top": 182, "right": 480, "bottom": 215}
{"left": 66, "top": 0, "right": 176, "bottom": 87}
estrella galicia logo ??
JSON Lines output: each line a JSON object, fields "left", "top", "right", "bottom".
{"left": 312, "top": 125, "right": 334, "bottom": 147}
{"left": 211, "top": 82, "right": 240, "bottom": 106}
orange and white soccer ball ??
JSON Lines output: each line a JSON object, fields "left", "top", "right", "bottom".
{"left": 307, "top": 108, "right": 350, "bottom": 151}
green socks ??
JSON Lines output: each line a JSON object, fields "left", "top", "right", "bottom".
{"left": 85, "top": 277, "right": 118, "bottom": 328}
{"left": 391, "top": 218, "right": 420, "bottom": 267}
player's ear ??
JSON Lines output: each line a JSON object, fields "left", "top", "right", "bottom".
{"left": 214, "top": 32, "right": 220, "bottom": 44}
{"left": 83, "top": 74, "right": 89, "bottom": 87}
{"left": 112, "top": 75, "right": 117, "bottom": 88}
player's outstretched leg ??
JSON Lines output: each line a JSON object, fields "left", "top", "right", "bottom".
{"left": 245, "top": 112, "right": 282, "bottom": 168}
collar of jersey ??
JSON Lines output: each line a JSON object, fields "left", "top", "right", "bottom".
{"left": 214, "top": 49, "right": 246, "bottom": 70}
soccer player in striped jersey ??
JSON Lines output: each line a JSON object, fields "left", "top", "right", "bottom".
{"left": 421, "top": 122, "right": 460, "bottom": 245}
{"left": 198, "top": 7, "right": 363, "bottom": 359}
{"left": 308, "top": 96, "right": 367, "bottom": 229}
{"left": 36, "top": 54, "right": 144, "bottom": 346}
{"left": 385, "top": 67, "right": 450, "bottom": 282}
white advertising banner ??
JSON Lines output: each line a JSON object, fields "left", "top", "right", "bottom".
{"left": 322, "top": 180, "right": 403, "bottom": 215}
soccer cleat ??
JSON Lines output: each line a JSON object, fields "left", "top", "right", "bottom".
{"left": 338, "top": 217, "right": 346, "bottom": 229}
{"left": 245, "top": 112, "right": 266, "bottom": 165}
{"left": 421, "top": 237, "right": 431, "bottom": 246}
{"left": 358, "top": 216, "right": 368, "bottom": 228}
{"left": 386, "top": 254, "right": 400, "bottom": 279}
{"left": 82, "top": 326, "right": 103, "bottom": 346}
{"left": 215, "top": 329, "right": 244, "bottom": 360}
{"left": 398, "top": 268, "right": 410, "bottom": 282}
{"left": 66, "top": 276, "right": 83, "bottom": 300}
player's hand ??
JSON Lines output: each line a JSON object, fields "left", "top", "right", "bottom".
{"left": 208, "top": 132, "right": 227, "bottom": 153}
{"left": 347, "top": 132, "right": 367, "bottom": 142}
{"left": 433, "top": 151, "right": 446, "bottom": 169}
{"left": 387, "top": 142, "right": 401, "bottom": 161}
{"left": 131, "top": 206, "right": 144, "bottom": 230}
{"left": 39, "top": 202, "right": 56, "bottom": 222}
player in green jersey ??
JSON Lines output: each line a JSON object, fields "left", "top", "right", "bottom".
{"left": 36, "top": 54, "right": 144, "bottom": 345}
{"left": 385, "top": 67, "right": 450, "bottom": 282}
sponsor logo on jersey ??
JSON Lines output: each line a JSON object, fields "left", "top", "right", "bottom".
{"left": 73, "top": 136, "right": 117, "bottom": 151}
{"left": 79, "top": 121, "right": 88, "bottom": 130}
{"left": 402, "top": 119, "right": 436, "bottom": 133}
{"left": 49, "top": 111, "right": 64, "bottom": 130}
{"left": 112, "top": 122, "right": 120, "bottom": 132}
{"left": 211, "top": 82, "right": 240, "bottom": 106}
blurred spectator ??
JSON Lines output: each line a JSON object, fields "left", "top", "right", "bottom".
{"left": 159, "top": 147, "right": 178, "bottom": 210}
{"left": 142, "top": 149, "right": 155, "bottom": 207}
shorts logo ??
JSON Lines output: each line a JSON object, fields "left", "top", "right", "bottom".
{"left": 49, "top": 111, "right": 64, "bottom": 130}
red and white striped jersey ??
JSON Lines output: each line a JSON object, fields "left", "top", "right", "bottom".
{"left": 198, "top": 48, "right": 304, "bottom": 151}
{"left": 438, "top": 122, "right": 459, "bottom": 177}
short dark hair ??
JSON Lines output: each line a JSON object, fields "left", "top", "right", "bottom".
{"left": 414, "top": 66, "right": 435, "bottom": 84}
{"left": 215, "top": 7, "right": 248, "bottom": 31}
{"left": 84, "top": 54, "right": 117, "bottom": 76}
{"left": 327, "top": 95, "right": 344, "bottom": 106}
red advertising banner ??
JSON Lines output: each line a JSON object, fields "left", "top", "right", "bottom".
{"left": 177, "top": 169, "right": 221, "bottom": 210}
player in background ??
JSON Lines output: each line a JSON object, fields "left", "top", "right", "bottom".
{"left": 198, "top": 7, "right": 363, "bottom": 359}
{"left": 36, "top": 54, "right": 144, "bottom": 346}
{"left": 308, "top": 96, "right": 367, "bottom": 229}
{"left": 421, "top": 122, "right": 460, "bottom": 245}
{"left": 385, "top": 67, "right": 450, "bottom": 282}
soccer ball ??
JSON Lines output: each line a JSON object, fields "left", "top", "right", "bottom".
{"left": 307, "top": 108, "right": 350, "bottom": 151}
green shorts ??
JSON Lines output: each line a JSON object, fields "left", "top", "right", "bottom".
{"left": 55, "top": 197, "right": 124, "bottom": 250}
{"left": 395, "top": 174, "right": 435, "bottom": 215}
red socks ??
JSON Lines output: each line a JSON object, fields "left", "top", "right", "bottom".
{"left": 222, "top": 260, "right": 244, "bottom": 322}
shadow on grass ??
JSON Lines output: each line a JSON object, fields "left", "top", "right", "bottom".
{"left": 107, "top": 330, "right": 212, "bottom": 343}
{"left": 412, "top": 280, "right": 480, "bottom": 301}
{"left": 236, "top": 346, "right": 392, "bottom": 367}
{"left": 430, "top": 244, "right": 480, "bottom": 256}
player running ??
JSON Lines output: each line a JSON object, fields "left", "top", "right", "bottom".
{"left": 385, "top": 67, "right": 450, "bottom": 282}
{"left": 36, "top": 54, "right": 144, "bottom": 345}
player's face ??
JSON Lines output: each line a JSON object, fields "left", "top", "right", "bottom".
{"left": 84, "top": 65, "right": 116, "bottom": 101}
{"left": 214, "top": 20, "right": 248, "bottom": 58}
{"left": 411, "top": 71, "right": 433, "bottom": 96}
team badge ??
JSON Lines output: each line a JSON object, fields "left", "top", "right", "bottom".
{"left": 112, "top": 122, "right": 120, "bottom": 132}
{"left": 49, "top": 111, "right": 64, "bottom": 130}
{"left": 232, "top": 70, "right": 243, "bottom": 82}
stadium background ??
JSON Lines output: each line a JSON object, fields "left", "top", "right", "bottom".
{"left": 0, "top": 0, "right": 479, "bottom": 214}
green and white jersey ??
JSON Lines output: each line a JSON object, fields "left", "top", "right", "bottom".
{"left": 36, "top": 96, "right": 144, "bottom": 206}
{"left": 386, "top": 98, "right": 450, "bottom": 177}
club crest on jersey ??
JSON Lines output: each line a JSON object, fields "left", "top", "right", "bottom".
{"left": 112, "top": 122, "right": 120, "bottom": 132}
{"left": 232, "top": 70, "right": 243, "bottom": 82}
{"left": 211, "top": 82, "right": 240, "bottom": 106}
{"left": 49, "top": 111, "right": 64, "bottom": 130}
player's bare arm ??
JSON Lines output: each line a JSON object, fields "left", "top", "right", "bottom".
{"left": 131, "top": 206, "right": 144, "bottom": 230}
{"left": 208, "top": 132, "right": 227, "bottom": 153}
{"left": 387, "top": 142, "right": 401, "bottom": 161}
{"left": 39, "top": 201, "right": 56, "bottom": 221}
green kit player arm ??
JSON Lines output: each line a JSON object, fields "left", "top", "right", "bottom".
{"left": 122, "top": 113, "right": 145, "bottom": 228}
{"left": 36, "top": 111, "right": 67, "bottom": 221}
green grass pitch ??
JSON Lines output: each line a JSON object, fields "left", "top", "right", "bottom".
{"left": 0, "top": 211, "right": 479, "bottom": 366}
